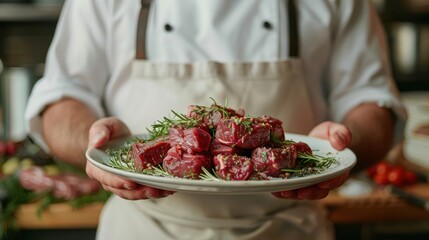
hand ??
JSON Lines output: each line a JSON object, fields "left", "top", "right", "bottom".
{"left": 85, "top": 117, "right": 175, "bottom": 200}
{"left": 272, "top": 121, "right": 352, "bottom": 200}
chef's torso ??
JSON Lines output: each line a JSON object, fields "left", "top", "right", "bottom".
{"left": 103, "top": 0, "right": 337, "bottom": 130}
{"left": 22, "top": 2, "right": 404, "bottom": 237}
{"left": 96, "top": 1, "right": 334, "bottom": 239}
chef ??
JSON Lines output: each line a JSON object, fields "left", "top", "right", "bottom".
{"left": 25, "top": 0, "right": 406, "bottom": 239}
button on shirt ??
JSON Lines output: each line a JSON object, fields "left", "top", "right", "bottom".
{"left": 25, "top": 0, "right": 406, "bottom": 150}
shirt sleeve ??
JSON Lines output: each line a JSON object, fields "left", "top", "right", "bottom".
{"left": 25, "top": 0, "right": 110, "bottom": 151}
{"left": 327, "top": 0, "right": 407, "bottom": 141}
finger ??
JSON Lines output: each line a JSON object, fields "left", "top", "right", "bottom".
{"left": 328, "top": 125, "right": 352, "bottom": 151}
{"left": 308, "top": 121, "right": 352, "bottom": 150}
{"left": 102, "top": 117, "right": 132, "bottom": 139}
{"left": 315, "top": 189, "right": 330, "bottom": 199}
{"left": 103, "top": 185, "right": 151, "bottom": 200}
{"left": 88, "top": 126, "right": 110, "bottom": 148}
{"left": 86, "top": 162, "right": 138, "bottom": 190}
{"left": 296, "top": 185, "right": 329, "bottom": 200}
{"left": 318, "top": 171, "right": 350, "bottom": 190}
{"left": 103, "top": 185, "right": 175, "bottom": 200}
{"left": 88, "top": 117, "right": 131, "bottom": 148}
{"left": 272, "top": 190, "right": 299, "bottom": 199}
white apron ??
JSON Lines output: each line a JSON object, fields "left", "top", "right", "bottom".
{"left": 97, "top": 0, "right": 333, "bottom": 239}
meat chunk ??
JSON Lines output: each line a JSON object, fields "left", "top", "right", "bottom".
{"left": 254, "top": 116, "right": 285, "bottom": 143}
{"left": 213, "top": 154, "right": 253, "bottom": 181}
{"left": 215, "top": 117, "right": 271, "bottom": 149}
{"left": 19, "top": 166, "right": 101, "bottom": 200}
{"left": 209, "top": 139, "right": 249, "bottom": 157}
{"left": 163, "top": 145, "right": 212, "bottom": 179}
{"left": 187, "top": 104, "right": 245, "bottom": 128}
{"left": 251, "top": 145, "right": 297, "bottom": 177}
{"left": 131, "top": 137, "right": 171, "bottom": 171}
{"left": 169, "top": 125, "right": 212, "bottom": 154}
{"left": 293, "top": 141, "right": 312, "bottom": 155}
{"left": 19, "top": 166, "right": 55, "bottom": 192}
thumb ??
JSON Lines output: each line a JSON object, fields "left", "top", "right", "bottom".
{"left": 88, "top": 117, "right": 131, "bottom": 148}
{"left": 88, "top": 126, "right": 110, "bottom": 148}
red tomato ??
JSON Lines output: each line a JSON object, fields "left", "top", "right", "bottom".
{"left": 387, "top": 166, "right": 405, "bottom": 186}
{"left": 0, "top": 141, "right": 6, "bottom": 156}
{"left": 366, "top": 165, "right": 377, "bottom": 178}
{"left": 404, "top": 170, "right": 418, "bottom": 185}
{"left": 374, "top": 173, "right": 390, "bottom": 185}
{"left": 374, "top": 161, "right": 392, "bottom": 175}
{"left": 5, "top": 142, "right": 17, "bottom": 156}
{"left": 368, "top": 161, "right": 419, "bottom": 187}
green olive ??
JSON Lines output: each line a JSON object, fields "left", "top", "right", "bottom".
{"left": 43, "top": 164, "right": 60, "bottom": 176}
{"left": 20, "top": 158, "right": 35, "bottom": 170}
{"left": 2, "top": 157, "right": 20, "bottom": 175}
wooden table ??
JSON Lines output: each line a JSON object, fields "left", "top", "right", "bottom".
{"left": 14, "top": 183, "right": 429, "bottom": 229}
{"left": 320, "top": 183, "right": 429, "bottom": 224}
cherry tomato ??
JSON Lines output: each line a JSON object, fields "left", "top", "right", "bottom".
{"left": 375, "top": 161, "right": 392, "bottom": 175}
{"left": 404, "top": 170, "right": 418, "bottom": 185}
{"left": 367, "top": 161, "right": 418, "bottom": 187}
{"left": 0, "top": 141, "right": 6, "bottom": 156}
{"left": 5, "top": 142, "right": 17, "bottom": 156}
{"left": 374, "top": 173, "right": 390, "bottom": 185}
{"left": 366, "top": 165, "right": 377, "bottom": 178}
{"left": 387, "top": 166, "right": 405, "bottom": 186}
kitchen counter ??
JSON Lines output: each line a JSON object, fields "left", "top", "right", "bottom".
{"left": 15, "top": 180, "right": 429, "bottom": 230}
{"left": 14, "top": 183, "right": 429, "bottom": 229}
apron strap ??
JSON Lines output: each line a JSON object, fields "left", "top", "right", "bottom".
{"left": 135, "top": 0, "right": 299, "bottom": 59}
{"left": 136, "top": 0, "right": 151, "bottom": 60}
{"left": 288, "top": 0, "right": 299, "bottom": 58}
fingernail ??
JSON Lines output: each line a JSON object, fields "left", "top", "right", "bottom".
{"left": 124, "top": 183, "right": 136, "bottom": 190}
{"left": 163, "top": 190, "right": 175, "bottom": 197}
{"left": 298, "top": 191, "right": 311, "bottom": 199}
{"left": 334, "top": 133, "right": 345, "bottom": 144}
{"left": 90, "top": 131, "right": 106, "bottom": 147}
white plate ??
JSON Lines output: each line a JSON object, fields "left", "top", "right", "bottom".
{"left": 86, "top": 133, "right": 356, "bottom": 195}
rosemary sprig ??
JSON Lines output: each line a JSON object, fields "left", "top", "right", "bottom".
{"left": 191, "top": 98, "right": 232, "bottom": 119}
{"left": 106, "top": 144, "right": 135, "bottom": 171}
{"left": 282, "top": 152, "right": 338, "bottom": 177}
{"left": 147, "top": 110, "right": 201, "bottom": 140}
{"left": 199, "top": 167, "right": 222, "bottom": 181}
{"left": 105, "top": 136, "right": 145, "bottom": 171}
{"left": 141, "top": 166, "right": 173, "bottom": 177}
{"left": 231, "top": 116, "right": 254, "bottom": 132}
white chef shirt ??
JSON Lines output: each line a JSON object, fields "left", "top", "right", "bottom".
{"left": 25, "top": 0, "right": 406, "bottom": 150}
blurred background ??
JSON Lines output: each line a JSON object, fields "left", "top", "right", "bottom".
{"left": 0, "top": 0, "right": 428, "bottom": 240}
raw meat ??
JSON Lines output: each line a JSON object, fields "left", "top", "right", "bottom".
{"left": 215, "top": 117, "right": 271, "bottom": 149}
{"left": 131, "top": 137, "right": 171, "bottom": 170}
{"left": 163, "top": 145, "right": 212, "bottom": 179}
{"left": 213, "top": 154, "right": 253, "bottom": 180}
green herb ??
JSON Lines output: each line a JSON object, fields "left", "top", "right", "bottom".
{"left": 106, "top": 143, "right": 134, "bottom": 171}
{"left": 282, "top": 152, "right": 338, "bottom": 177}
{"left": 261, "top": 151, "right": 268, "bottom": 162}
{"left": 36, "top": 194, "right": 57, "bottom": 218}
{"left": 191, "top": 98, "right": 232, "bottom": 119}
{"left": 0, "top": 175, "right": 37, "bottom": 238}
{"left": 199, "top": 167, "right": 222, "bottom": 181}
{"left": 142, "top": 166, "right": 172, "bottom": 177}
{"left": 147, "top": 110, "right": 200, "bottom": 140}
{"left": 69, "top": 190, "right": 111, "bottom": 209}
{"left": 231, "top": 116, "right": 253, "bottom": 133}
